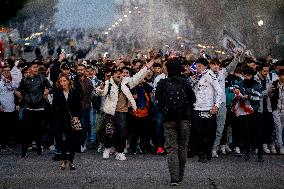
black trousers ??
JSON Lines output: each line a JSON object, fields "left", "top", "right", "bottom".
{"left": 193, "top": 110, "right": 216, "bottom": 159}
{"left": 128, "top": 114, "right": 151, "bottom": 153}
{"left": 0, "top": 112, "right": 18, "bottom": 148}
{"left": 238, "top": 113, "right": 264, "bottom": 156}
{"left": 21, "top": 109, "right": 44, "bottom": 155}
{"left": 104, "top": 112, "right": 127, "bottom": 153}
{"left": 59, "top": 129, "right": 76, "bottom": 161}
{"left": 261, "top": 111, "right": 274, "bottom": 144}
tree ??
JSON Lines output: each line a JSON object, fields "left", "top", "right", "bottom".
{"left": 9, "top": 0, "right": 58, "bottom": 37}
{"left": 0, "top": 0, "right": 30, "bottom": 25}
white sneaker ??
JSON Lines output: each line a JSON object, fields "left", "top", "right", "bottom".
{"left": 97, "top": 143, "right": 103, "bottom": 153}
{"left": 225, "top": 145, "right": 232, "bottom": 153}
{"left": 271, "top": 145, "right": 277, "bottom": 154}
{"left": 124, "top": 147, "right": 128, "bottom": 154}
{"left": 279, "top": 147, "right": 284, "bottom": 155}
{"left": 81, "top": 145, "right": 86, "bottom": 153}
{"left": 263, "top": 144, "right": 270, "bottom": 154}
{"left": 115, "top": 153, "right": 126, "bottom": 161}
{"left": 103, "top": 148, "right": 111, "bottom": 159}
{"left": 212, "top": 150, "right": 218, "bottom": 158}
{"left": 220, "top": 145, "right": 226, "bottom": 155}
{"left": 49, "top": 145, "right": 56, "bottom": 151}
{"left": 235, "top": 147, "right": 241, "bottom": 155}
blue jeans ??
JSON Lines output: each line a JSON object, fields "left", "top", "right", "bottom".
{"left": 155, "top": 111, "right": 164, "bottom": 148}
{"left": 213, "top": 102, "right": 227, "bottom": 147}
{"left": 80, "top": 109, "right": 90, "bottom": 146}
{"left": 89, "top": 107, "right": 97, "bottom": 144}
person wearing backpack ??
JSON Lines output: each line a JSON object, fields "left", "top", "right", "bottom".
{"left": 155, "top": 57, "right": 196, "bottom": 186}
{"left": 190, "top": 57, "right": 222, "bottom": 163}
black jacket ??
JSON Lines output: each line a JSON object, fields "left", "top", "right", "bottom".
{"left": 155, "top": 76, "right": 196, "bottom": 122}
{"left": 52, "top": 88, "right": 81, "bottom": 153}
{"left": 17, "top": 74, "right": 52, "bottom": 109}
{"left": 52, "top": 88, "right": 81, "bottom": 121}
{"left": 271, "top": 80, "right": 280, "bottom": 111}
{"left": 237, "top": 79, "right": 262, "bottom": 112}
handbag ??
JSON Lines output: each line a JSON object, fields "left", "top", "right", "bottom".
{"left": 66, "top": 106, "right": 82, "bottom": 131}
{"left": 70, "top": 117, "right": 82, "bottom": 131}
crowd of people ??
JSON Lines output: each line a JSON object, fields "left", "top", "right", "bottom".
{"left": 0, "top": 45, "right": 284, "bottom": 186}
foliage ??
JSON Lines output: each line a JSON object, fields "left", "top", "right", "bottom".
{"left": 0, "top": 0, "right": 30, "bottom": 25}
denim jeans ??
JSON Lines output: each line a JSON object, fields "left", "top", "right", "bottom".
{"left": 213, "top": 102, "right": 227, "bottom": 147}
{"left": 89, "top": 107, "right": 97, "bottom": 144}
{"left": 80, "top": 109, "right": 90, "bottom": 146}
{"left": 155, "top": 111, "right": 164, "bottom": 148}
{"left": 272, "top": 110, "right": 284, "bottom": 148}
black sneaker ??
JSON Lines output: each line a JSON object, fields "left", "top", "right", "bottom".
{"left": 244, "top": 154, "right": 250, "bottom": 161}
{"left": 37, "top": 147, "right": 42, "bottom": 155}
{"left": 198, "top": 158, "right": 207, "bottom": 163}
{"left": 52, "top": 154, "right": 62, "bottom": 161}
{"left": 187, "top": 150, "right": 195, "bottom": 158}
{"left": 206, "top": 153, "right": 212, "bottom": 161}
{"left": 20, "top": 153, "right": 27, "bottom": 158}
{"left": 256, "top": 156, "right": 264, "bottom": 162}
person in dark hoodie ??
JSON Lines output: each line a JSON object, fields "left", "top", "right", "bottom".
{"left": 155, "top": 57, "right": 196, "bottom": 186}
{"left": 232, "top": 66, "right": 263, "bottom": 161}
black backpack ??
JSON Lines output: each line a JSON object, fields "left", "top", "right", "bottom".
{"left": 160, "top": 77, "right": 190, "bottom": 116}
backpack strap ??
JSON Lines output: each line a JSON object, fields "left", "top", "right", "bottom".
{"left": 106, "top": 82, "right": 112, "bottom": 96}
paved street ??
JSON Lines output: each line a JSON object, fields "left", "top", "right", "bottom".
{"left": 0, "top": 149, "right": 283, "bottom": 189}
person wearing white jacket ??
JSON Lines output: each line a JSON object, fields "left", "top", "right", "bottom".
{"left": 190, "top": 57, "right": 222, "bottom": 163}
{"left": 0, "top": 65, "right": 19, "bottom": 151}
{"left": 96, "top": 60, "right": 154, "bottom": 161}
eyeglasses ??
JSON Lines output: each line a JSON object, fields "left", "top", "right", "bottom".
{"left": 106, "top": 74, "right": 111, "bottom": 77}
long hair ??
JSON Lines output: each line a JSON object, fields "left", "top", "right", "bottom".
{"left": 55, "top": 73, "right": 74, "bottom": 90}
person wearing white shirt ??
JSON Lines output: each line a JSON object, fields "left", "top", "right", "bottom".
{"left": 190, "top": 57, "right": 222, "bottom": 163}
{"left": 209, "top": 53, "right": 241, "bottom": 158}
{"left": 0, "top": 65, "right": 19, "bottom": 151}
